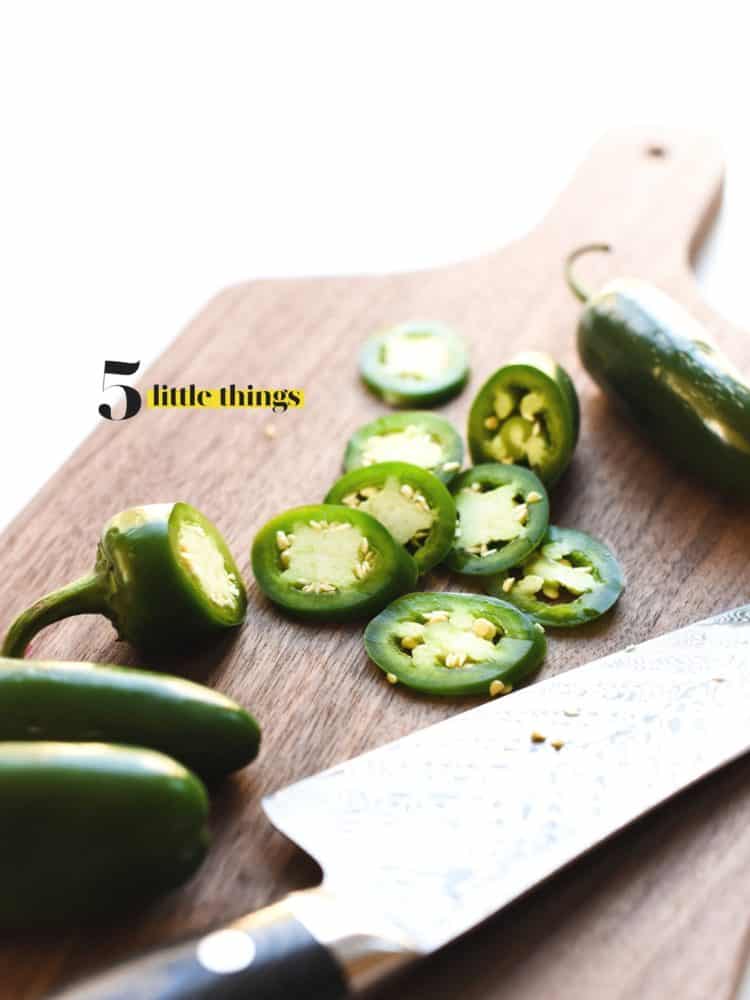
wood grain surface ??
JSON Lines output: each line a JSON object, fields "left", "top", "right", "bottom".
{"left": 2, "top": 128, "right": 749, "bottom": 1000}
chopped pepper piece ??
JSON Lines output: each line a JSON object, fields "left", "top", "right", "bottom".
{"left": 364, "top": 592, "right": 545, "bottom": 696}
{"left": 344, "top": 411, "right": 463, "bottom": 484}
{"left": 252, "top": 504, "right": 417, "bottom": 621}
{"left": 446, "top": 463, "right": 549, "bottom": 575}
{"left": 359, "top": 321, "right": 470, "bottom": 407}
{"left": 467, "top": 352, "right": 579, "bottom": 486}
{"left": 326, "top": 462, "right": 456, "bottom": 574}
{"left": 484, "top": 525, "right": 624, "bottom": 627}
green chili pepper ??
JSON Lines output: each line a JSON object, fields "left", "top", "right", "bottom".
{"left": 446, "top": 463, "right": 549, "bottom": 575}
{"left": 364, "top": 592, "right": 546, "bottom": 696}
{"left": 0, "top": 657, "right": 260, "bottom": 780}
{"left": 484, "top": 526, "right": 624, "bottom": 627}
{"left": 0, "top": 742, "right": 209, "bottom": 928}
{"left": 568, "top": 243, "right": 750, "bottom": 496}
{"left": 325, "top": 461, "right": 456, "bottom": 575}
{"left": 467, "top": 352, "right": 579, "bottom": 486}
{"left": 1, "top": 502, "right": 247, "bottom": 657}
{"left": 359, "top": 321, "right": 470, "bottom": 407}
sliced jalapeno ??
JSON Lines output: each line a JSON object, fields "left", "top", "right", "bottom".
{"left": 359, "top": 321, "right": 470, "bottom": 407}
{"left": 364, "top": 592, "right": 546, "bottom": 696}
{"left": 467, "top": 352, "right": 579, "bottom": 486}
{"left": 485, "top": 526, "right": 624, "bottom": 627}
{"left": 344, "top": 412, "right": 463, "bottom": 484}
{"left": 325, "top": 462, "right": 456, "bottom": 575}
{"left": 251, "top": 504, "right": 417, "bottom": 621}
{"left": 446, "top": 463, "right": 549, "bottom": 575}
{"left": 1, "top": 503, "right": 247, "bottom": 657}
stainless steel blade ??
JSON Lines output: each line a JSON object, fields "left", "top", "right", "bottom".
{"left": 263, "top": 605, "right": 750, "bottom": 955}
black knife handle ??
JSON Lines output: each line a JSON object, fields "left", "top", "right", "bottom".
{"left": 50, "top": 903, "right": 349, "bottom": 1000}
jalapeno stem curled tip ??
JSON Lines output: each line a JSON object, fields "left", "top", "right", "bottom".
{"left": 565, "top": 243, "right": 612, "bottom": 304}
{"left": 0, "top": 572, "right": 108, "bottom": 658}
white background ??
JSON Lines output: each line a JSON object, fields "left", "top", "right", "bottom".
{"left": 1, "top": 2, "right": 748, "bottom": 533}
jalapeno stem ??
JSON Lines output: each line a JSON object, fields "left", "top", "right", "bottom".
{"left": 1, "top": 572, "right": 110, "bottom": 658}
{"left": 564, "top": 243, "right": 612, "bottom": 303}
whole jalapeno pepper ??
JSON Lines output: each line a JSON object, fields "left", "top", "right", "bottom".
{"left": 568, "top": 243, "right": 750, "bottom": 496}
{"left": 1, "top": 502, "right": 247, "bottom": 657}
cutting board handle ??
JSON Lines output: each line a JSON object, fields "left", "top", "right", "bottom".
{"left": 524, "top": 128, "right": 725, "bottom": 293}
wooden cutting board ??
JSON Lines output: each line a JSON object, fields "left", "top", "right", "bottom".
{"left": 2, "top": 129, "right": 749, "bottom": 1000}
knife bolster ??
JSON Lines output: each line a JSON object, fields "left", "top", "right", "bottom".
{"left": 259, "top": 887, "right": 421, "bottom": 993}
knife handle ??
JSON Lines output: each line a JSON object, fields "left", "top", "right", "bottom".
{"left": 49, "top": 890, "right": 417, "bottom": 999}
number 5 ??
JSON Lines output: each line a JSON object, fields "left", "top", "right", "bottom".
{"left": 99, "top": 360, "right": 142, "bottom": 420}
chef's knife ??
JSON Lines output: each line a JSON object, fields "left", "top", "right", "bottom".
{"left": 53, "top": 605, "right": 750, "bottom": 1000}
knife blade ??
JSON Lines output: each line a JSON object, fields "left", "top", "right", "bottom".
{"left": 54, "top": 604, "right": 750, "bottom": 1000}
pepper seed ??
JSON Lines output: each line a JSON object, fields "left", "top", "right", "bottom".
{"left": 422, "top": 610, "right": 450, "bottom": 623}
{"left": 472, "top": 617, "right": 497, "bottom": 640}
{"left": 276, "top": 531, "right": 291, "bottom": 551}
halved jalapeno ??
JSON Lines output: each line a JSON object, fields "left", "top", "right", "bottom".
{"left": 485, "top": 526, "right": 624, "bottom": 627}
{"left": 1, "top": 502, "right": 247, "bottom": 657}
{"left": 467, "top": 352, "right": 579, "bottom": 486}
{"left": 359, "top": 321, "right": 470, "bottom": 407}
{"left": 447, "top": 464, "right": 549, "bottom": 575}
{"left": 364, "top": 592, "right": 546, "bottom": 696}
{"left": 325, "top": 462, "right": 456, "bottom": 575}
{"left": 344, "top": 412, "right": 463, "bottom": 484}
{"left": 251, "top": 504, "right": 417, "bottom": 621}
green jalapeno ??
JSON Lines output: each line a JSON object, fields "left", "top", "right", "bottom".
{"left": 446, "top": 463, "right": 549, "bottom": 575}
{"left": 467, "top": 352, "right": 579, "bottom": 486}
{"left": 252, "top": 504, "right": 417, "bottom": 621}
{"left": 344, "top": 411, "right": 464, "bottom": 484}
{"left": 568, "top": 243, "right": 750, "bottom": 497}
{"left": 359, "top": 321, "right": 470, "bottom": 407}
{"left": 485, "top": 526, "right": 624, "bottom": 627}
{"left": 0, "top": 657, "right": 260, "bottom": 780}
{"left": 1, "top": 502, "right": 247, "bottom": 658}
{"left": 0, "top": 742, "right": 209, "bottom": 928}
{"left": 325, "top": 462, "right": 456, "bottom": 575}
{"left": 364, "top": 592, "right": 546, "bottom": 696}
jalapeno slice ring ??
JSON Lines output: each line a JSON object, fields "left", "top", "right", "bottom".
{"left": 1, "top": 502, "right": 247, "bottom": 657}
{"left": 344, "top": 411, "right": 464, "bottom": 484}
{"left": 446, "top": 463, "right": 549, "bottom": 575}
{"left": 326, "top": 462, "right": 456, "bottom": 575}
{"left": 359, "top": 321, "right": 470, "bottom": 408}
{"left": 364, "top": 592, "right": 546, "bottom": 696}
{"left": 468, "top": 352, "right": 579, "bottom": 486}
{"left": 485, "top": 526, "right": 624, "bottom": 627}
{"left": 251, "top": 504, "right": 418, "bottom": 622}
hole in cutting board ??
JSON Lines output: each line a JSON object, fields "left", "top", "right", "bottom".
{"left": 646, "top": 144, "right": 667, "bottom": 158}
